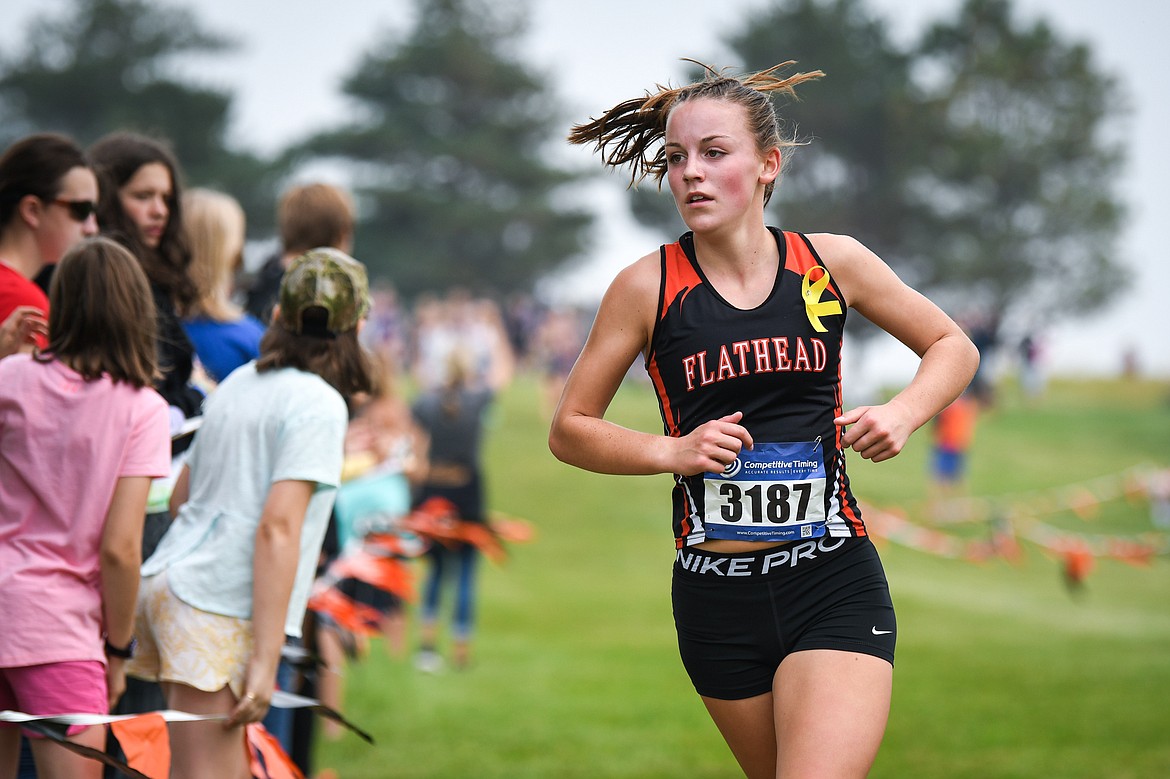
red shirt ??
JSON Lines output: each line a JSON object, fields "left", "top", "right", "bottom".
{"left": 0, "top": 262, "right": 49, "bottom": 350}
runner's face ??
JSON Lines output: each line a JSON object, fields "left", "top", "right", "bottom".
{"left": 664, "top": 98, "right": 775, "bottom": 233}
{"left": 118, "top": 162, "right": 172, "bottom": 249}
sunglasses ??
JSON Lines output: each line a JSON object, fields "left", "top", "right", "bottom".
{"left": 51, "top": 198, "right": 98, "bottom": 222}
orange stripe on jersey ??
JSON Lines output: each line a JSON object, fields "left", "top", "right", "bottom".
{"left": 650, "top": 242, "right": 703, "bottom": 437}
{"left": 836, "top": 455, "right": 866, "bottom": 534}
{"left": 782, "top": 231, "right": 822, "bottom": 275}
{"left": 831, "top": 360, "right": 867, "bottom": 535}
{"left": 784, "top": 232, "right": 845, "bottom": 306}
{"left": 646, "top": 353, "right": 681, "bottom": 437}
{"left": 660, "top": 242, "right": 704, "bottom": 320}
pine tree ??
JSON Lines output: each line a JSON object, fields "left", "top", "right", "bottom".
{"left": 295, "top": 0, "right": 592, "bottom": 295}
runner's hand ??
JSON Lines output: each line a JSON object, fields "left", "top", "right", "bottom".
{"left": 835, "top": 402, "right": 914, "bottom": 462}
{"left": 674, "top": 411, "right": 753, "bottom": 475}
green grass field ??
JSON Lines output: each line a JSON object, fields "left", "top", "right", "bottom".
{"left": 316, "top": 374, "right": 1170, "bottom": 778}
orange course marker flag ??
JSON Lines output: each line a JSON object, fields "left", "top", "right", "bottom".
{"left": 109, "top": 713, "right": 171, "bottom": 779}
{"left": 247, "top": 722, "right": 305, "bottom": 779}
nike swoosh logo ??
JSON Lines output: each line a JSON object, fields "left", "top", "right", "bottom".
{"left": 871, "top": 627, "right": 893, "bottom": 635}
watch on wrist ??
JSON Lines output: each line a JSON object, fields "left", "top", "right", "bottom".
{"left": 104, "top": 637, "right": 137, "bottom": 659}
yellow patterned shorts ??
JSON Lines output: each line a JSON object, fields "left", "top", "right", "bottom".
{"left": 126, "top": 572, "right": 252, "bottom": 698}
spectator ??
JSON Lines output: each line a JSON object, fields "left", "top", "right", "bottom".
{"left": 90, "top": 131, "right": 204, "bottom": 432}
{"left": 412, "top": 346, "right": 499, "bottom": 672}
{"left": 318, "top": 350, "right": 426, "bottom": 738}
{"left": 0, "top": 133, "right": 98, "bottom": 355}
{"left": 245, "top": 182, "right": 355, "bottom": 324}
{"left": 1017, "top": 333, "right": 1046, "bottom": 401}
{"left": 928, "top": 390, "right": 980, "bottom": 516}
{"left": 126, "top": 248, "right": 373, "bottom": 779}
{"left": 181, "top": 188, "right": 265, "bottom": 383}
{"left": 89, "top": 130, "right": 205, "bottom": 733}
{"left": 0, "top": 238, "right": 170, "bottom": 779}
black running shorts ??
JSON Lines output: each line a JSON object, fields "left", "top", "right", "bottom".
{"left": 671, "top": 535, "right": 896, "bottom": 700}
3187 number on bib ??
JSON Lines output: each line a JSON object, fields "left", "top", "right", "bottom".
{"left": 702, "top": 441, "right": 827, "bottom": 542}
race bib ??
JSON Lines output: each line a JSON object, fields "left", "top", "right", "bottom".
{"left": 702, "top": 441, "right": 827, "bottom": 542}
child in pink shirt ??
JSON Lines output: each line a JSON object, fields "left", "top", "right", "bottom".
{"left": 0, "top": 237, "right": 171, "bottom": 779}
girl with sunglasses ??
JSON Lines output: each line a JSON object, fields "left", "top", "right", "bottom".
{"left": 0, "top": 133, "right": 98, "bottom": 357}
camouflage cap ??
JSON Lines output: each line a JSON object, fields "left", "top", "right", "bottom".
{"left": 279, "top": 247, "right": 370, "bottom": 336}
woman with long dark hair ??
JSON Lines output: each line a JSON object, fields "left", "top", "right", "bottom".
{"left": 89, "top": 131, "right": 203, "bottom": 424}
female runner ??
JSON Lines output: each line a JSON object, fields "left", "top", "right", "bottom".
{"left": 550, "top": 62, "right": 978, "bottom": 778}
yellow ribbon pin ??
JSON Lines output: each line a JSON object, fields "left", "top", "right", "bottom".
{"left": 801, "top": 267, "right": 843, "bottom": 333}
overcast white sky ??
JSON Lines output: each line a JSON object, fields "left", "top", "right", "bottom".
{"left": 5, "top": 0, "right": 1168, "bottom": 378}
